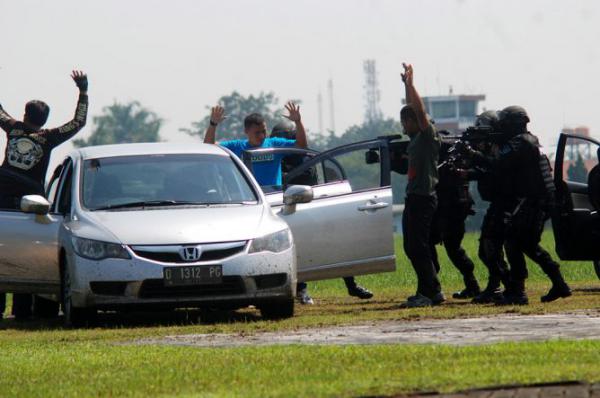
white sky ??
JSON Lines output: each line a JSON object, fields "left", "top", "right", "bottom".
{"left": 1, "top": 0, "right": 599, "bottom": 171}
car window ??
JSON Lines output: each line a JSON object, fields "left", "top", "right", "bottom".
{"left": 81, "top": 154, "right": 258, "bottom": 210}
{"left": 324, "top": 148, "right": 382, "bottom": 192}
{"left": 561, "top": 136, "right": 600, "bottom": 184}
{"left": 46, "top": 162, "right": 67, "bottom": 207}
{"left": 57, "top": 162, "right": 74, "bottom": 215}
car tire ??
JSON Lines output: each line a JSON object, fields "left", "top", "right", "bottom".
{"left": 61, "top": 261, "right": 96, "bottom": 328}
{"left": 33, "top": 295, "right": 60, "bottom": 318}
{"left": 594, "top": 260, "right": 600, "bottom": 280}
{"left": 12, "top": 294, "right": 33, "bottom": 320}
{"left": 259, "top": 298, "right": 294, "bottom": 320}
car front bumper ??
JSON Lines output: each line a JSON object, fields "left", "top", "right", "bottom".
{"left": 66, "top": 246, "right": 296, "bottom": 309}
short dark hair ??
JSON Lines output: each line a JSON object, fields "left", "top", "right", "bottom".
{"left": 400, "top": 105, "right": 417, "bottom": 122}
{"left": 25, "top": 100, "right": 50, "bottom": 127}
{"left": 244, "top": 113, "right": 265, "bottom": 129}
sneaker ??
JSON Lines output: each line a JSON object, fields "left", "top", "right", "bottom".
{"left": 296, "top": 289, "right": 314, "bottom": 305}
{"left": 347, "top": 285, "right": 373, "bottom": 299}
{"left": 401, "top": 293, "right": 433, "bottom": 308}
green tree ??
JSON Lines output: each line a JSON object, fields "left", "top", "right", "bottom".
{"left": 181, "top": 91, "right": 287, "bottom": 141}
{"left": 567, "top": 153, "right": 588, "bottom": 183}
{"left": 73, "top": 101, "right": 163, "bottom": 147}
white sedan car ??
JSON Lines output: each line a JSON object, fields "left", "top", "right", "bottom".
{"left": 0, "top": 141, "right": 396, "bottom": 326}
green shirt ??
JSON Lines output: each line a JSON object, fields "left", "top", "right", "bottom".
{"left": 406, "top": 123, "right": 440, "bottom": 196}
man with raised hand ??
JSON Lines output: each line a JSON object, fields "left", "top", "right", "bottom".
{"left": 203, "top": 101, "right": 307, "bottom": 187}
{"left": 399, "top": 63, "right": 444, "bottom": 308}
{"left": 0, "top": 70, "right": 89, "bottom": 320}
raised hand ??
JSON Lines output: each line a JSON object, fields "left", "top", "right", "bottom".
{"left": 401, "top": 63, "right": 413, "bottom": 86}
{"left": 283, "top": 101, "right": 301, "bottom": 123}
{"left": 71, "top": 70, "right": 88, "bottom": 92}
{"left": 210, "top": 105, "right": 226, "bottom": 126}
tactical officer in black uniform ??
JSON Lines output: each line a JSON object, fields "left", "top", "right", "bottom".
{"left": 270, "top": 121, "right": 374, "bottom": 304}
{"left": 459, "top": 111, "right": 512, "bottom": 303}
{"left": 467, "top": 106, "right": 571, "bottom": 304}
{"left": 431, "top": 137, "right": 480, "bottom": 299}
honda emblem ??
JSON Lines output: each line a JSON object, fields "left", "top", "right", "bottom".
{"left": 179, "top": 246, "right": 203, "bottom": 262}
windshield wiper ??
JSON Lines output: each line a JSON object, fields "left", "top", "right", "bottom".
{"left": 92, "top": 200, "right": 209, "bottom": 211}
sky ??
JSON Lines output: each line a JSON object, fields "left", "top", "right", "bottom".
{"left": 1, "top": 0, "right": 599, "bottom": 170}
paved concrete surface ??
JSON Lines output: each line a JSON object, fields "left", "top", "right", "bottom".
{"left": 382, "top": 382, "right": 600, "bottom": 398}
{"left": 135, "top": 311, "right": 600, "bottom": 348}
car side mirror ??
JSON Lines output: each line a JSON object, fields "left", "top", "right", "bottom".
{"left": 365, "top": 149, "right": 380, "bottom": 164}
{"left": 282, "top": 185, "right": 313, "bottom": 215}
{"left": 21, "top": 195, "right": 51, "bottom": 215}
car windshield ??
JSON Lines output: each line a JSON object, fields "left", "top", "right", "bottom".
{"left": 81, "top": 154, "right": 258, "bottom": 210}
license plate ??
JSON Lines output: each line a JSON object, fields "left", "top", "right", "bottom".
{"left": 163, "top": 265, "right": 223, "bottom": 286}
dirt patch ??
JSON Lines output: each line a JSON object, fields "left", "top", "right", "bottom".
{"left": 134, "top": 311, "right": 600, "bottom": 348}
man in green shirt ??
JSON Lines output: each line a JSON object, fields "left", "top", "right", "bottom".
{"left": 400, "top": 63, "right": 444, "bottom": 308}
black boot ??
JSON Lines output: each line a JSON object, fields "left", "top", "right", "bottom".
{"left": 344, "top": 277, "right": 373, "bottom": 299}
{"left": 496, "top": 279, "right": 528, "bottom": 306}
{"left": 452, "top": 277, "right": 481, "bottom": 299}
{"left": 541, "top": 271, "right": 572, "bottom": 303}
{"left": 472, "top": 276, "right": 503, "bottom": 304}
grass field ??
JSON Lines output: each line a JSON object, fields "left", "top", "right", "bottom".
{"left": 1, "top": 231, "right": 599, "bottom": 397}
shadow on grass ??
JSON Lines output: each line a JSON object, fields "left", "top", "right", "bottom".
{"left": 0, "top": 308, "right": 264, "bottom": 331}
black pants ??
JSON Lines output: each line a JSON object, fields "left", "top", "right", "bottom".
{"left": 478, "top": 202, "right": 510, "bottom": 289}
{"left": 504, "top": 202, "right": 561, "bottom": 281}
{"left": 430, "top": 205, "right": 476, "bottom": 284}
{"left": 403, "top": 194, "right": 441, "bottom": 298}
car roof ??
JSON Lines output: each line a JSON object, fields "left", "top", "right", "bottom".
{"left": 72, "top": 142, "right": 230, "bottom": 160}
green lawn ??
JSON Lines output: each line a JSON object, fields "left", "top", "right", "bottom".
{"left": 1, "top": 340, "right": 599, "bottom": 397}
{"left": 0, "top": 231, "right": 599, "bottom": 397}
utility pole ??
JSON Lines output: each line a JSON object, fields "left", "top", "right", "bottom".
{"left": 317, "top": 90, "right": 324, "bottom": 133}
{"left": 363, "top": 59, "right": 382, "bottom": 124}
{"left": 327, "top": 78, "right": 335, "bottom": 133}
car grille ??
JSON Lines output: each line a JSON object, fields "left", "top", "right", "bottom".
{"left": 90, "top": 281, "right": 128, "bottom": 296}
{"left": 138, "top": 276, "right": 245, "bottom": 299}
{"left": 131, "top": 241, "right": 247, "bottom": 264}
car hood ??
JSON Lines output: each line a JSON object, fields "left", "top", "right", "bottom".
{"left": 76, "top": 205, "right": 273, "bottom": 245}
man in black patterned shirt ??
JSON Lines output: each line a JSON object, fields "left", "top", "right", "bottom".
{"left": 0, "top": 70, "right": 88, "bottom": 320}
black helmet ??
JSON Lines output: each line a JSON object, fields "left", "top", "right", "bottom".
{"left": 475, "top": 110, "right": 499, "bottom": 128}
{"left": 271, "top": 120, "right": 296, "bottom": 139}
{"left": 498, "top": 105, "right": 530, "bottom": 127}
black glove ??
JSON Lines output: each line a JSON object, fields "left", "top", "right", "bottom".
{"left": 73, "top": 74, "right": 88, "bottom": 92}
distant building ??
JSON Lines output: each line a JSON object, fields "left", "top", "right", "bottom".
{"left": 421, "top": 94, "right": 486, "bottom": 134}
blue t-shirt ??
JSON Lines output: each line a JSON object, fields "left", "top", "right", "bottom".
{"left": 219, "top": 137, "right": 296, "bottom": 186}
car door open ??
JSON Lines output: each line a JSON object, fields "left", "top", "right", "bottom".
{"left": 552, "top": 132, "right": 600, "bottom": 261}
{"left": 245, "top": 139, "right": 396, "bottom": 282}
{"left": 0, "top": 168, "right": 63, "bottom": 294}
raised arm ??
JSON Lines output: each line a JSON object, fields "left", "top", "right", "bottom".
{"left": 48, "top": 70, "right": 89, "bottom": 143}
{"left": 401, "top": 63, "right": 429, "bottom": 131}
{"left": 283, "top": 101, "right": 307, "bottom": 148}
{"left": 203, "top": 105, "right": 225, "bottom": 144}
{"left": 0, "top": 104, "right": 17, "bottom": 133}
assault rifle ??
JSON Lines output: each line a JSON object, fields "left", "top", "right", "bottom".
{"left": 438, "top": 126, "right": 506, "bottom": 170}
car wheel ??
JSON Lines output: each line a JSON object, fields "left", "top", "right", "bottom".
{"left": 33, "top": 295, "right": 60, "bottom": 318}
{"left": 259, "top": 298, "right": 294, "bottom": 320}
{"left": 594, "top": 260, "right": 600, "bottom": 280}
{"left": 61, "top": 261, "right": 96, "bottom": 328}
{"left": 12, "top": 294, "right": 33, "bottom": 320}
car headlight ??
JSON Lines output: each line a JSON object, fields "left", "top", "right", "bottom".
{"left": 72, "top": 237, "right": 131, "bottom": 260}
{"left": 249, "top": 229, "right": 292, "bottom": 254}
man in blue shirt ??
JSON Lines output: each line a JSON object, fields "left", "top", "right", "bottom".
{"left": 203, "top": 102, "right": 307, "bottom": 187}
